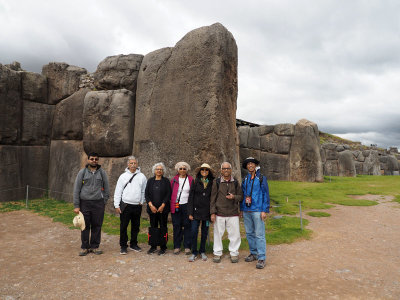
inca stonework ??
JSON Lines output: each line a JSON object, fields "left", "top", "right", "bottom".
{"left": 1, "top": 23, "right": 399, "bottom": 206}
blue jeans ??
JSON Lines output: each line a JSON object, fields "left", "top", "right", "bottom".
{"left": 191, "top": 219, "right": 209, "bottom": 255}
{"left": 243, "top": 211, "right": 266, "bottom": 260}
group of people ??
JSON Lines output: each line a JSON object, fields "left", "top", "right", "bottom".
{"left": 73, "top": 153, "right": 270, "bottom": 269}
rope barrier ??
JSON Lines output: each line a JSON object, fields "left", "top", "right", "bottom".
{"left": 0, "top": 187, "right": 26, "bottom": 193}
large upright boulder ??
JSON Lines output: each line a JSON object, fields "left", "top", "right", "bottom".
{"left": 21, "top": 101, "right": 54, "bottom": 145}
{"left": 83, "top": 89, "right": 135, "bottom": 157}
{"left": 289, "top": 119, "right": 323, "bottom": 182}
{"left": 260, "top": 152, "right": 290, "bottom": 181}
{"left": 21, "top": 72, "right": 48, "bottom": 103}
{"left": 134, "top": 23, "right": 239, "bottom": 177}
{"left": 42, "top": 62, "right": 87, "bottom": 104}
{"left": 338, "top": 150, "right": 356, "bottom": 177}
{"left": 0, "top": 145, "right": 22, "bottom": 201}
{"left": 0, "top": 64, "right": 22, "bottom": 144}
{"left": 93, "top": 54, "right": 144, "bottom": 92}
{"left": 362, "top": 150, "right": 381, "bottom": 175}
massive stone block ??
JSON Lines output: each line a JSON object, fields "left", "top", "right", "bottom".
{"left": 247, "top": 127, "right": 260, "bottom": 149}
{"left": 260, "top": 152, "right": 290, "bottom": 181}
{"left": 362, "top": 150, "right": 381, "bottom": 175}
{"left": 83, "top": 89, "right": 135, "bottom": 157}
{"left": 42, "top": 62, "right": 87, "bottom": 104}
{"left": 21, "top": 71, "right": 48, "bottom": 103}
{"left": 0, "top": 145, "right": 22, "bottom": 201}
{"left": 52, "top": 89, "right": 90, "bottom": 140}
{"left": 0, "top": 64, "right": 22, "bottom": 144}
{"left": 260, "top": 133, "right": 291, "bottom": 154}
{"left": 22, "top": 101, "right": 54, "bottom": 145}
{"left": 48, "top": 140, "right": 87, "bottom": 203}
{"left": 274, "top": 123, "right": 295, "bottom": 136}
{"left": 379, "top": 155, "right": 399, "bottom": 175}
{"left": 94, "top": 54, "right": 144, "bottom": 92}
{"left": 324, "top": 160, "right": 339, "bottom": 176}
{"left": 238, "top": 126, "right": 250, "bottom": 148}
{"left": 338, "top": 150, "right": 356, "bottom": 177}
{"left": 289, "top": 119, "right": 323, "bottom": 182}
{"left": 259, "top": 125, "right": 274, "bottom": 136}
{"left": 134, "top": 23, "right": 239, "bottom": 178}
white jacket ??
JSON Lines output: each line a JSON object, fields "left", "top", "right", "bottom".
{"left": 113, "top": 168, "right": 147, "bottom": 207}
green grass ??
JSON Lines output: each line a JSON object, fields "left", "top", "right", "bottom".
{"left": 394, "top": 195, "right": 400, "bottom": 204}
{"left": 307, "top": 211, "right": 331, "bottom": 217}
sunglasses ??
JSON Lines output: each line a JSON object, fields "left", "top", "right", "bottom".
{"left": 179, "top": 168, "right": 187, "bottom": 170}
{"left": 89, "top": 158, "right": 99, "bottom": 161}
{"left": 200, "top": 168, "right": 209, "bottom": 171}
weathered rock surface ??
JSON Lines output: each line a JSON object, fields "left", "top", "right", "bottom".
{"left": 362, "top": 150, "right": 381, "bottom": 175}
{"left": 0, "top": 145, "right": 22, "bottom": 201}
{"left": 22, "top": 101, "right": 54, "bottom": 145}
{"left": 238, "top": 126, "right": 250, "bottom": 148}
{"left": 52, "top": 88, "right": 90, "bottom": 140}
{"left": 83, "top": 89, "right": 135, "bottom": 157}
{"left": 42, "top": 62, "right": 87, "bottom": 104}
{"left": 379, "top": 155, "right": 399, "bottom": 175}
{"left": 94, "top": 54, "right": 143, "bottom": 92}
{"left": 134, "top": 23, "right": 239, "bottom": 177}
{"left": 0, "top": 64, "right": 22, "bottom": 144}
{"left": 274, "top": 123, "right": 295, "bottom": 136}
{"left": 338, "top": 150, "right": 356, "bottom": 177}
{"left": 260, "top": 133, "right": 291, "bottom": 154}
{"left": 21, "top": 72, "right": 48, "bottom": 103}
{"left": 324, "top": 160, "right": 339, "bottom": 176}
{"left": 247, "top": 127, "right": 260, "bottom": 149}
{"left": 289, "top": 119, "right": 323, "bottom": 182}
{"left": 260, "top": 152, "right": 290, "bottom": 181}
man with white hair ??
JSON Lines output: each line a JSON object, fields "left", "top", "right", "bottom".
{"left": 114, "top": 156, "right": 147, "bottom": 255}
{"left": 210, "top": 162, "right": 243, "bottom": 263}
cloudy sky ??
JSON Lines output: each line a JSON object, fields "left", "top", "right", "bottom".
{"left": 1, "top": 0, "right": 399, "bottom": 149}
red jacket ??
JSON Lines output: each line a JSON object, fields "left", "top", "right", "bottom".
{"left": 170, "top": 174, "right": 193, "bottom": 214}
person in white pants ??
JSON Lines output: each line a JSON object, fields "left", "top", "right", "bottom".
{"left": 210, "top": 162, "right": 243, "bottom": 263}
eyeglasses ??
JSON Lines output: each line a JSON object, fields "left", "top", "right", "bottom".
{"left": 155, "top": 168, "right": 163, "bottom": 171}
{"left": 221, "top": 168, "right": 231, "bottom": 170}
{"left": 179, "top": 168, "right": 187, "bottom": 170}
{"left": 89, "top": 158, "right": 99, "bottom": 161}
{"left": 200, "top": 168, "right": 209, "bottom": 171}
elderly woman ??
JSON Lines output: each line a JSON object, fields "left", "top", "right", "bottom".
{"left": 187, "top": 163, "right": 215, "bottom": 262}
{"left": 170, "top": 161, "right": 194, "bottom": 255}
{"left": 145, "top": 162, "right": 171, "bottom": 255}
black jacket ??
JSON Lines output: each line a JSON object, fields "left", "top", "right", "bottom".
{"left": 187, "top": 177, "right": 214, "bottom": 221}
{"left": 145, "top": 176, "right": 171, "bottom": 214}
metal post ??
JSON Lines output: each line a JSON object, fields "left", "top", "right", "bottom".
{"left": 299, "top": 200, "right": 303, "bottom": 231}
{"left": 25, "top": 185, "right": 29, "bottom": 208}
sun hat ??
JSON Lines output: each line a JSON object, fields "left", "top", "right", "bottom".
{"left": 242, "top": 157, "right": 260, "bottom": 169}
{"left": 194, "top": 163, "right": 215, "bottom": 176}
{"left": 73, "top": 211, "right": 86, "bottom": 231}
{"left": 174, "top": 161, "right": 191, "bottom": 172}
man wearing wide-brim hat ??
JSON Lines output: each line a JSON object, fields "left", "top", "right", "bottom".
{"left": 240, "top": 157, "right": 270, "bottom": 269}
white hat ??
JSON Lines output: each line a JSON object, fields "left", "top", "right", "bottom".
{"left": 73, "top": 211, "right": 86, "bottom": 231}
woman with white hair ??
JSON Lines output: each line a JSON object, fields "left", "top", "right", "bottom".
{"left": 170, "top": 161, "right": 193, "bottom": 255}
{"left": 145, "top": 162, "right": 171, "bottom": 255}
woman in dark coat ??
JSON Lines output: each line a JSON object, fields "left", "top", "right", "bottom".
{"left": 187, "top": 163, "right": 215, "bottom": 262}
{"left": 145, "top": 162, "right": 171, "bottom": 255}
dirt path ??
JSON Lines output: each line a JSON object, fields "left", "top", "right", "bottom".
{"left": 1, "top": 195, "right": 399, "bottom": 299}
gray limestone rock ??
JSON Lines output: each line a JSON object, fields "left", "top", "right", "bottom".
{"left": 238, "top": 126, "right": 250, "bottom": 148}
{"left": 355, "top": 161, "right": 363, "bottom": 175}
{"left": 324, "top": 160, "right": 339, "bottom": 176}
{"left": 94, "top": 54, "right": 144, "bottom": 92}
{"left": 338, "top": 150, "right": 356, "bottom": 177}
{"left": 52, "top": 89, "right": 90, "bottom": 140}
{"left": 21, "top": 101, "right": 54, "bottom": 145}
{"left": 247, "top": 127, "right": 260, "bottom": 149}
{"left": 21, "top": 72, "right": 48, "bottom": 103}
{"left": 259, "top": 125, "right": 274, "bottom": 136}
{"left": 362, "top": 150, "right": 380, "bottom": 175}
{"left": 260, "top": 152, "right": 290, "bottom": 181}
{"left": 379, "top": 155, "right": 399, "bottom": 175}
{"left": 289, "top": 119, "right": 323, "bottom": 182}
{"left": 133, "top": 23, "right": 239, "bottom": 178}
{"left": 0, "top": 145, "right": 22, "bottom": 201}
{"left": 83, "top": 89, "right": 135, "bottom": 157}
{"left": 325, "top": 149, "right": 338, "bottom": 160}
{"left": 321, "top": 143, "right": 337, "bottom": 150}
{"left": 274, "top": 123, "right": 295, "bottom": 136}
{"left": 42, "top": 62, "right": 87, "bottom": 104}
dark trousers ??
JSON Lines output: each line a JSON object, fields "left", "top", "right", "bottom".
{"left": 120, "top": 204, "right": 142, "bottom": 248}
{"left": 80, "top": 200, "right": 105, "bottom": 249}
{"left": 149, "top": 212, "right": 168, "bottom": 250}
{"left": 191, "top": 219, "right": 209, "bottom": 255}
{"left": 171, "top": 204, "right": 191, "bottom": 249}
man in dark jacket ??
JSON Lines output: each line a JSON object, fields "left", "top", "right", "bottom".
{"left": 210, "top": 162, "right": 243, "bottom": 263}
{"left": 241, "top": 157, "right": 270, "bottom": 269}
{"left": 73, "top": 152, "right": 110, "bottom": 256}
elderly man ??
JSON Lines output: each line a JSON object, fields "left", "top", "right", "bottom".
{"left": 73, "top": 152, "right": 110, "bottom": 256}
{"left": 114, "top": 156, "right": 147, "bottom": 255}
{"left": 240, "top": 157, "right": 270, "bottom": 269}
{"left": 210, "top": 162, "right": 243, "bottom": 263}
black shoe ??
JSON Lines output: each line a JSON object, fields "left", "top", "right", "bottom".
{"left": 120, "top": 247, "right": 128, "bottom": 255}
{"left": 245, "top": 253, "right": 257, "bottom": 262}
{"left": 147, "top": 247, "right": 157, "bottom": 255}
{"left": 158, "top": 248, "right": 166, "bottom": 256}
{"left": 92, "top": 249, "right": 103, "bottom": 255}
{"left": 79, "top": 249, "right": 90, "bottom": 256}
{"left": 256, "top": 260, "right": 266, "bottom": 269}
{"left": 129, "top": 245, "right": 142, "bottom": 252}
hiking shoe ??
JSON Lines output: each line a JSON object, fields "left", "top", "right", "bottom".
{"left": 245, "top": 253, "right": 257, "bottom": 262}
{"left": 230, "top": 256, "right": 239, "bottom": 263}
{"left": 129, "top": 245, "right": 142, "bottom": 252}
{"left": 158, "top": 248, "right": 166, "bottom": 256}
{"left": 200, "top": 253, "right": 208, "bottom": 261}
{"left": 173, "top": 248, "right": 180, "bottom": 255}
{"left": 92, "top": 249, "right": 103, "bottom": 255}
{"left": 147, "top": 247, "right": 157, "bottom": 255}
{"left": 184, "top": 248, "right": 191, "bottom": 255}
{"left": 79, "top": 249, "right": 90, "bottom": 256}
{"left": 188, "top": 254, "right": 197, "bottom": 262}
{"left": 213, "top": 255, "right": 221, "bottom": 263}
{"left": 256, "top": 260, "right": 266, "bottom": 269}
{"left": 120, "top": 247, "right": 128, "bottom": 255}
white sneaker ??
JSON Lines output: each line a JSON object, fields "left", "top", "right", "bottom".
{"left": 188, "top": 254, "right": 197, "bottom": 262}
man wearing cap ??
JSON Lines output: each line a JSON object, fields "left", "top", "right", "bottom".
{"left": 241, "top": 157, "right": 270, "bottom": 269}
{"left": 114, "top": 156, "right": 147, "bottom": 255}
{"left": 73, "top": 152, "right": 110, "bottom": 256}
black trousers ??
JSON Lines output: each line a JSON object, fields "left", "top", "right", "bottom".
{"left": 120, "top": 204, "right": 142, "bottom": 248}
{"left": 171, "top": 204, "right": 191, "bottom": 249}
{"left": 149, "top": 212, "right": 168, "bottom": 250}
{"left": 80, "top": 200, "right": 105, "bottom": 249}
